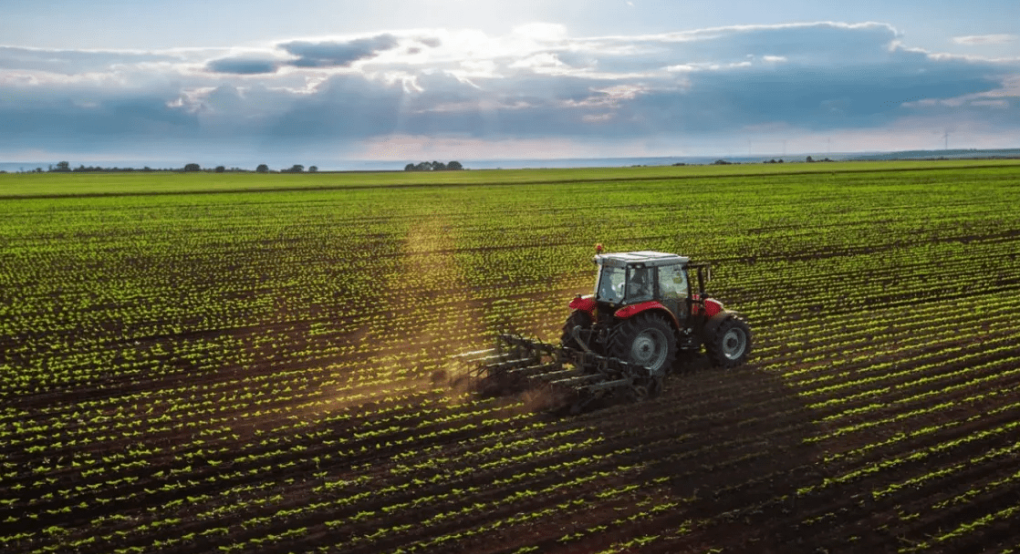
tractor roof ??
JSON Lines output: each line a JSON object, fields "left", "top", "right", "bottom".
{"left": 595, "top": 251, "right": 689, "bottom": 268}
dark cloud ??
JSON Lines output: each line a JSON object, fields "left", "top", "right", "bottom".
{"left": 573, "top": 22, "right": 900, "bottom": 75}
{"left": 416, "top": 36, "right": 442, "bottom": 48}
{"left": 627, "top": 56, "right": 1008, "bottom": 135}
{"left": 679, "top": 22, "right": 899, "bottom": 64}
{"left": 279, "top": 34, "right": 399, "bottom": 68}
{"left": 205, "top": 56, "right": 280, "bottom": 74}
{"left": 0, "top": 87, "right": 198, "bottom": 155}
{"left": 265, "top": 74, "right": 405, "bottom": 140}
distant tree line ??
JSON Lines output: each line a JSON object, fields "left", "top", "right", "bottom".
{"left": 6, "top": 161, "right": 468, "bottom": 174}
{"left": 29, "top": 162, "right": 321, "bottom": 174}
{"left": 404, "top": 161, "right": 464, "bottom": 171}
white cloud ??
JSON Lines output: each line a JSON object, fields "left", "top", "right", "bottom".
{"left": 512, "top": 22, "right": 568, "bottom": 42}
{"left": 971, "top": 99, "right": 1010, "bottom": 108}
{"left": 509, "top": 52, "right": 569, "bottom": 73}
{"left": 952, "top": 34, "right": 1017, "bottom": 46}
{"left": 902, "top": 75, "right": 1020, "bottom": 110}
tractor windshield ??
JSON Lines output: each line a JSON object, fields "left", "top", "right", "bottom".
{"left": 596, "top": 266, "right": 626, "bottom": 304}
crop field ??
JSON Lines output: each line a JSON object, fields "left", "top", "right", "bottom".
{"left": 2, "top": 160, "right": 1020, "bottom": 554}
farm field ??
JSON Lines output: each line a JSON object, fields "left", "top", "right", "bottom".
{"left": 2, "top": 160, "right": 1020, "bottom": 553}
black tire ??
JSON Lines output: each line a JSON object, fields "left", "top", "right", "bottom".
{"left": 609, "top": 313, "right": 677, "bottom": 376}
{"left": 560, "top": 310, "right": 593, "bottom": 349}
{"left": 706, "top": 316, "right": 752, "bottom": 368}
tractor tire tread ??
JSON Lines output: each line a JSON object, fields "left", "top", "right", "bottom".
{"left": 705, "top": 315, "right": 752, "bottom": 369}
{"left": 608, "top": 312, "right": 677, "bottom": 376}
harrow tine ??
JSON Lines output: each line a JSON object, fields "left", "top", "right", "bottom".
{"left": 459, "top": 331, "right": 661, "bottom": 413}
{"left": 548, "top": 373, "right": 603, "bottom": 388}
{"left": 472, "top": 353, "right": 517, "bottom": 364}
{"left": 505, "top": 362, "right": 563, "bottom": 379}
{"left": 581, "top": 377, "right": 633, "bottom": 392}
{"left": 481, "top": 357, "right": 540, "bottom": 372}
{"left": 452, "top": 347, "right": 498, "bottom": 359}
{"left": 530, "top": 367, "right": 586, "bottom": 382}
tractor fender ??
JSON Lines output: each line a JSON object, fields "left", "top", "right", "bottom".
{"left": 692, "top": 296, "right": 725, "bottom": 318}
{"left": 701, "top": 310, "right": 743, "bottom": 342}
{"left": 568, "top": 295, "right": 597, "bottom": 318}
{"left": 613, "top": 301, "right": 680, "bottom": 331}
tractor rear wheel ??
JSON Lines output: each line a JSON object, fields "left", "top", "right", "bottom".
{"left": 560, "top": 310, "right": 593, "bottom": 349}
{"left": 706, "top": 316, "right": 752, "bottom": 368}
{"left": 609, "top": 313, "right": 677, "bottom": 376}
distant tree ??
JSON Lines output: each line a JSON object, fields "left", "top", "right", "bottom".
{"left": 713, "top": 159, "right": 731, "bottom": 165}
{"left": 405, "top": 160, "right": 465, "bottom": 171}
{"left": 215, "top": 166, "right": 225, "bottom": 173}
{"left": 184, "top": 163, "right": 201, "bottom": 172}
{"left": 256, "top": 164, "right": 269, "bottom": 173}
{"left": 308, "top": 166, "right": 318, "bottom": 172}
{"left": 806, "top": 156, "right": 814, "bottom": 163}
{"left": 287, "top": 164, "right": 304, "bottom": 173}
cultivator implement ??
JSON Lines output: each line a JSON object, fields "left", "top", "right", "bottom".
{"left": 456, "top": 334, "right": 661, "bottom": 414}
{"left": 450, "top": 248, "right": 752, "bottom": 413}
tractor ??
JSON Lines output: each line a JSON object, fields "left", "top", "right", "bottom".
{"left": 461, "top": 246, "right": 752, "bottom": 412}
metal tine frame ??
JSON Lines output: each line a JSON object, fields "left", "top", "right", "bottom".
{"left": 461, "top": 332, "right": 657, "bottom": 413}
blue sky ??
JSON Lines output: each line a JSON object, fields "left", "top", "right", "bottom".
{"left": 1, "top": 0, "right": 1018, "bottom": 167}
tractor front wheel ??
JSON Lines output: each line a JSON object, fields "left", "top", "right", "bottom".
{"left": 609, "top": 313, "right": 677, "bottom": 376}
{"left": 706, "top": 316, "right": 752, "bottom": 368}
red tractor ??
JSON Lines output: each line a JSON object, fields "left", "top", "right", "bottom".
{"left": 465, "top": 248, "right": 752, "bottom": 412}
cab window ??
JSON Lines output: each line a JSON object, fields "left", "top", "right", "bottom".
{"left": 658, "top": 264, "right": 688, "bottom": 300}
{"left": 596, "top": 266, "right": 626, "bottom": 303}
{"left": 626, "top": 266, "right": 654, "bottom": 302}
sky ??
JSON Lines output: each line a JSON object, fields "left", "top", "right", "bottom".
{"left": 1, "top": 0, "right": 1019, "bottom": 167}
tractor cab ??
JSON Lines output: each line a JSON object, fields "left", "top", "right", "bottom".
{"left": 563, "top": 246, "right": 748, "bottom": 377}
{"left": 593, "top": 251, "right": 702, "bottom": 324}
